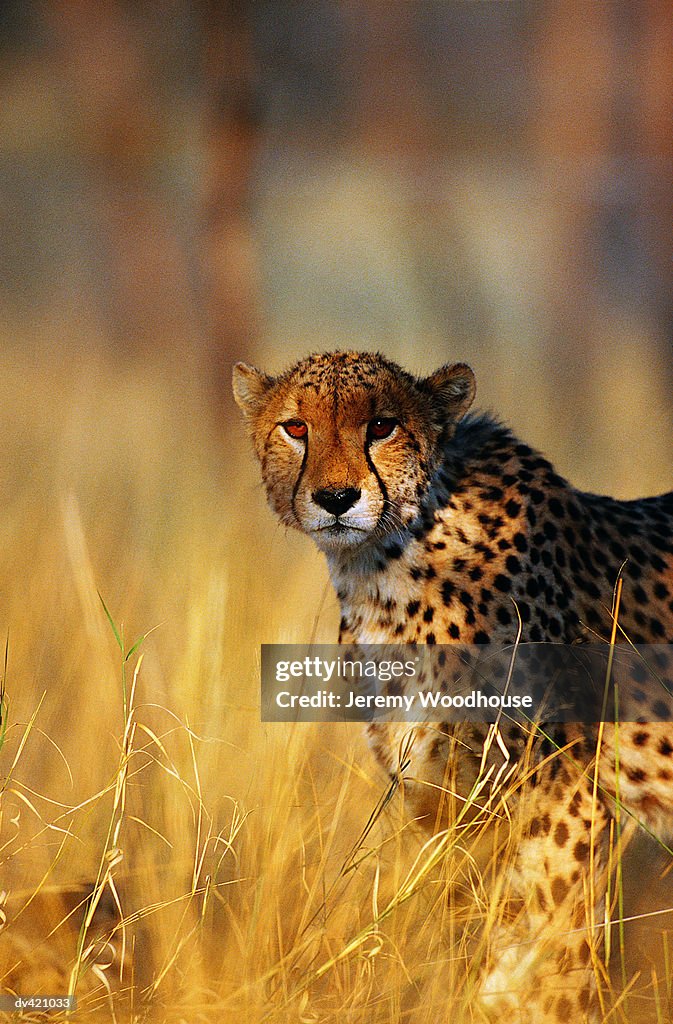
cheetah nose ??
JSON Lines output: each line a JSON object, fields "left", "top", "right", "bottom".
{"left": 313, "top": 487, "right": 361, "bottom": 517}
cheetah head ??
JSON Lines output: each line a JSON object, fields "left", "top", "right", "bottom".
{"left": 233, "top": 351, "right": 475, "bottom": 553}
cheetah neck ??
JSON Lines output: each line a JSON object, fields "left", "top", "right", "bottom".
{"left": 325, "top": 415, "right": 546, "bottom": 645}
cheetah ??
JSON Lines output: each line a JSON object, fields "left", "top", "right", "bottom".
{"left": 233, "top": 350, "right": 673, "bottom": 1022}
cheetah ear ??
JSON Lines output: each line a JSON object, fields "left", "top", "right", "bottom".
{"left": 423, "top": 363, "right": 476, "bottom": 421}
{"left": 232, "top": 362, "right": 275, "bottom": 418}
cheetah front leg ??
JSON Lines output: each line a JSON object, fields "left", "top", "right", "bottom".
{"left": 479, "top": 767, "right": 611, "bottom": 1024}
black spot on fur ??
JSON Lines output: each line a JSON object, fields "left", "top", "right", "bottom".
{"left": 506, "top": 555, "right": 522, "bottom": 574}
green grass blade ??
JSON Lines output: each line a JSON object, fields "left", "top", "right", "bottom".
{"left": 125, "top": 622, "right": 162, "bottom": 664}
{"left": 98, "top": 591, "right": 124, "bottom": 654}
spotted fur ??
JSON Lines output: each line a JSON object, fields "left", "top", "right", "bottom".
{"left": 234, "top": 350, "right": 673, "bottom": 1022}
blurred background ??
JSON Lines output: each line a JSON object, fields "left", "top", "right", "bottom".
{"left": 1, "top": 3, "right": 672, "bottom": 1020}
{"left": 1, "top": 0, "right": 672, "bottom": 489}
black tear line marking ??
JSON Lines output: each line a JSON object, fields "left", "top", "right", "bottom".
{"left": 365, "top": 442, "right": 391, "bottom": 535}
{"left": 291, "top": 435, "right": 309, "bottom": 522}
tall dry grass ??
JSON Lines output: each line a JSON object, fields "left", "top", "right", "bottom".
{"left": 0, "top": 339, "right": 671, "bottom": 1023}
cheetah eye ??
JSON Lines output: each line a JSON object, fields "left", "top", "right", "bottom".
{"left": 282, "top": 419, "right": 308, "bottom": 439}
{"left": 367, "top": 418, "right": 398, "bottom": 441}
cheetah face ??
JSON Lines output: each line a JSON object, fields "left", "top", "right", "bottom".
{"left": 233, "top": 351, "right": 475, "bottom": 553}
